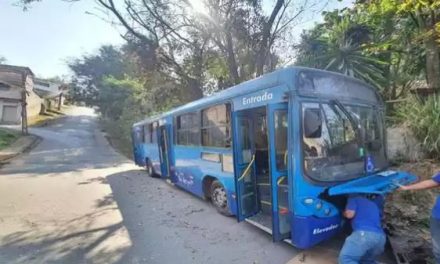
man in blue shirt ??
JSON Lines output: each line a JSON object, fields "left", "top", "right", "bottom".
{"left": 339, "top": 194, "right": 386, "bottom": 264}
{"left": 399, "top": 171, "right": 440, "bottom": 263}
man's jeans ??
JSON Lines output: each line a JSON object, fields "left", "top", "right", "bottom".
{"left": 430, "top": 217, "right": 440, "bottom": 263}
{"left": 339, "top": 230, "right": 386, "bottom": 264}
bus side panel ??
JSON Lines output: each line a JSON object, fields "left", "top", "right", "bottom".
{"left": 145, "top": 143, "right": 161, "bottom": 174}
{"left": 292, "top": 215, "right": 341, "bottom": 249}
{"left": 174, "top": 146, "right": 236, "bottom": 215}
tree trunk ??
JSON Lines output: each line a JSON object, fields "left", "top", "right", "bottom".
{"left": 225, "top": 32, "right": 240, "bottom": 84}
{"left": 256, "top": 0, "right": 284, "bottom": 76}
{"left": 425, "top": 36, "right": 440, "bottom": 92}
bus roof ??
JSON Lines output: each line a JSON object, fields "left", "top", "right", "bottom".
{"left": 133, "top": 66, "right": 376, "bottom": 127}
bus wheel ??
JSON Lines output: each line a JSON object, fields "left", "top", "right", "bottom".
{"left": 146, "top": 159, "right": 158, "bottom": 178}
{"left": 210, "top": 180, "right": 231, "bottom": 216}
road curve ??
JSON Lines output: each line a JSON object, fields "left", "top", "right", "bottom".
{"left": 0, "top": 107, "right": 298, "bottom": 264}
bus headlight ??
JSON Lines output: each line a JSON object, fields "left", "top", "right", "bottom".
{"left": 303, "top": 198, "right": 314, "bottom": 205}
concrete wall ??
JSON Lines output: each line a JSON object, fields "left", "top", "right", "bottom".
{"left": 387, "top": 126, "right": 425, "bottom": 162}
{"left": 27, "top": 89, "right": 43, "bottom": 118}
{"left": 0, "top": 85, "right": 21, "bottom": 100}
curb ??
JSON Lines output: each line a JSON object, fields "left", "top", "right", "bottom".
{"left": 0, "top": 134, "right": 41, "bottom": 164}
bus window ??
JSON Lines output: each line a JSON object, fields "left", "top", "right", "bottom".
{"left": 134, "top": 125, "right": 144, "bottom": 143}
{"left": 201, "top": 104, "right": 231, "bottom": 148}
{"left": 302, "top": 102, "right": 364, "bottom": 182}
{"left": 176, "top": 112, "right": 200, "bottom": 146}
{"left": 152, "top": 122, "right": 158, "bottom": 144}
{"left": 274, "top": 110, "right": 288, "bottom": 171}
{"left": 144, "top": 124, "right": 151, "bottom": 143}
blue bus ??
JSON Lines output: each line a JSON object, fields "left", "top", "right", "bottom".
{"left": 131, "top": 66, "right": 416, "bottom": 248}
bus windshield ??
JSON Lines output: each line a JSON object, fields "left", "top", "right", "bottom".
{"left": 302, "top": 102, "right": 387, "bottom": 182}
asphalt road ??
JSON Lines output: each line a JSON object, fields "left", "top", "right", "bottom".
{"left": 0, "top": 107, "right": 300, "bottom": 264}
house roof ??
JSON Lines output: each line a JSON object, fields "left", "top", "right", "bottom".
{"left": 0, "top": 64, "right": 34, "bottom": 76}
{"left": 0, "top": 64, "right": 34, "bottom": 88}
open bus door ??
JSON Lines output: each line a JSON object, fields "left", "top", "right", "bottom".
{"left": 158, "top": 124, "right": 174, "bottom": 182}
{"left": 268, "top": 103, "right": 291, "bottom": 242}
{"left": 232, "top": 111, "right": 259, "bottom": 221}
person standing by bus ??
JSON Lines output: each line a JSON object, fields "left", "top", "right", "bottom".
{"left": 399, "top": 172, "right": 440, "bottom": 263}
{"left": 339, "top": 194, "right": 386, "bottom": 264}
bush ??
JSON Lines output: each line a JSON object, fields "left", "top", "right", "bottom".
{"left": 393, "top": 95, "right": 440, "bottom": 159}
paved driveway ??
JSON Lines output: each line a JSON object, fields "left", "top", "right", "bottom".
{"left": 0, "top": 107, "right": 300, "bottom": 264}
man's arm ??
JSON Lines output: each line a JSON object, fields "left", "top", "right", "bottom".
{"left": 399, "top": 179, "right": 439, "bottom": 191}
{"left": 344, "top": 197, "right": 357, "bottom": 219}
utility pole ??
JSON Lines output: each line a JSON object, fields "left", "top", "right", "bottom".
{"left": 58, "top": 92, "right": 62, "bottom": 110}
{"left": 21, "top": 90, "right": 28, "bottom": 135}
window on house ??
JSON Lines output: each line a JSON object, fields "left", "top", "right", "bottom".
{"left": 201, "top": 104, "right": 231, "bottom": 148}
{"left": 176, "top": 112, "right": 200, "bottom": 146}
{"left": 0, "top": 83, "right": 10, "bottom": 91}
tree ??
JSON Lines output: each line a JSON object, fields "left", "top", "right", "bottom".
{"left": 295, "top": 10, "right": 387, "bottom": 89}
{"left": 95, "top": 0, "right": 325, "bottom": 93}
{"left": 68, "top": 45, "right": 125, "bottom": 105}
{"left": 0, "top": 56, "right": 6, "bottom": 64}
{"left": 369, "top": 0, "right": 440, "bottom": 92}
{"left": 96, "top": 0, "right": 206, "bottom": 101}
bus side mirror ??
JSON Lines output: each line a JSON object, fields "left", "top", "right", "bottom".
{"left": 304, "top": 108, "right": 322, "bottom": 138}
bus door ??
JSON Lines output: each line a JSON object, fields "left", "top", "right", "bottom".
{"left": 232, "top": 110, "right": 259, "bottom": 221}
{"left": 132, "top": 126, "right": 144, "bottom": 166}
{"left": 158, "top": 125, "right": 172, "bottom": 180}
{"left": 268, "top": 103, "right": 291, "bottom": 241}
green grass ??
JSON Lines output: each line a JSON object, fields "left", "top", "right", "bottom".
{"left": 0, "top": 129, "right": 20, "bottom": 150}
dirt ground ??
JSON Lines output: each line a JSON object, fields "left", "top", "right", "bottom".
{"left": 385, "top": 161, "right": 440, "bottom": 263}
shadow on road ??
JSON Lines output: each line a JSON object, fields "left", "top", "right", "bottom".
{"left": 0, "top": 164, "right": 397, "bottom": 264}
{"left": 0, "top": 208, "right": 126, "bottom": 263}
{"left": 104, "top": 169, "right": 297, "bottom": 264}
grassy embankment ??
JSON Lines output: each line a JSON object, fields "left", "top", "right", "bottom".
{"left": 100, "top": 119, "right": 133, "bottom": 159}
{"left": 0, "top": 129, "right": 20, "bottom": 150}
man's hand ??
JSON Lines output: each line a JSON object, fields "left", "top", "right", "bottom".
{"left": 343, "top": 210, "right": 355, "bottom": 219}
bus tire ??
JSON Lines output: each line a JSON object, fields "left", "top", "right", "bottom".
{"left": 210, "top": 180, "right": 232, "bottom": 216}
{"left": 146, "top": 159, "right": 159, "bottom": 178}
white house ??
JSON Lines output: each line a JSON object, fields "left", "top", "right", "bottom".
{"left": 33, "top": 78, "right": 66, "bottom": 111}
{"left": 0, "top": 64, "right": 42, "bottom": 124}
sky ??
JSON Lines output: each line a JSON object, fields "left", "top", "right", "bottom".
{"left": 0, "top": 0, "right": 125, "bottom": 79}
{"left": 0, "top": 0, "right": 352, "bottom": 79}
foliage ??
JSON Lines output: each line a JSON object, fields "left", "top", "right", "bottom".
{"left": 0, "top": 129, "right": 19, "bottom": 150}
{"left": 95, "top": 0, "right": 325, "bottom": 94}
{"left": 68, "top": 45, "right": 126, "bottom": 106}
{"left": 393, "top": 96, "right": 440, "bottom": 159}
{"left": 294, "top": 0, "right": 440, "bottom": 103}
{"left": 295, "top": 9, "right": 388, "bottom": 89}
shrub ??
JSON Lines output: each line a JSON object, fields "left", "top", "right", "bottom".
{"left": 393, "top": 95, "right": 440, "bottom": 159}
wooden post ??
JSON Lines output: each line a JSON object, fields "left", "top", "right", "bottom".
{"left": 21, "top": 90, "right": 28, "bottom": 135}
{"left": 58, "top": 92, "right": 62, "bottom": 110}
